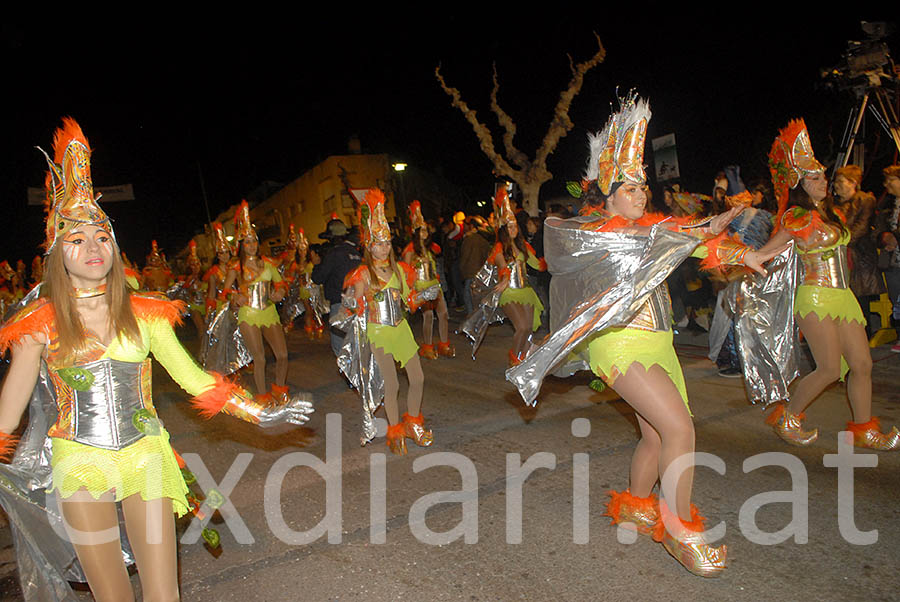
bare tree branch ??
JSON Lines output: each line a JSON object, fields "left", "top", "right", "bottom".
{"left": 535, "top": 33, "right": 606, "bottom": 166}
{"left": 490, "top": 63, "right": 530, "bottom": 170}
{"left": 435, "top": 64, "right": 519, "bottom": 180}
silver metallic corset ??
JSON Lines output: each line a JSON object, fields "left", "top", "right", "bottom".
{"left": 246, "top": 281, "right": 270, "bottom": 309}
{"left": 507, "top": 259, "right": 527, "bottom": 289}
{"left": 64, "top": 358, "right": 152, "bottom": 451}
{"left": 619, "top": 283, "right": 673, "bottom": 332}
{"left": 800, "top": 245, "right": 849, "bottom": 289}
{"left": 367, "top": 287, "right": 405, "bottom": 326}
{"left": 415, "top": 257, "right": 435, "bottom": 282}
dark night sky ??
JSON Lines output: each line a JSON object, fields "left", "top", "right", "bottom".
{"left": 3, "top": 14, "right": 897, "bottom": 264}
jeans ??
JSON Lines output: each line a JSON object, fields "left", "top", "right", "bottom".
{"left": 329, "top": 303, "right": 345, "bottom": 357}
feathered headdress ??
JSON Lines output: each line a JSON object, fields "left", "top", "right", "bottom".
{"left": 296, "top": 226, "right": 309, "bottom": 257}
{"left": 234, "top": 200, "right": 257, "bottom": 242}
{"left": 146, "top": 240, "right": 164, "bottom": 267}
{"left": 768, "top": 118, "right": 824, "bottom": 218}
{"left": 492, "top": 183, "right": 516, "bottom": 230}
{"left": 38, "top": 117, "right": 112, "bottom": 253}
{"left": 358, "top": 188, "right": 391, "bottom": 246}
{"left": 585, "top": 92, "right": 651, "bottom": 196}
{"left": 212, "top": 222, "right": 231, "bottom": 255}
{"left": 285, "top": 223, "right": 299, "bottom": 251}
{"left": 409, "top": 200, "right": 427, "bottom": 231}
{"left": 187, "top": 239, "right": 201, "bottom": 270}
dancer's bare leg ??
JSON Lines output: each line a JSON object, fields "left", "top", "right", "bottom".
{"left": 422, "top": 308, "right": 434, "bottom": 346}
{"left": 59, "top": 490, "right": 135, "bottom": 602}
{"left": 611, "top": 364, "right": 695, "bottom": 521}
{"left": 629, "top": 413, "right": 662, "bottom": 498}
{"left": 435, "top": 293, "right": 449, "bottom": 343}
{"left": 403, "top": 353, "right": 425, "bottom": 416}
{"left": 262, "top": 323, "right": 289, "bottom": 388}
{"left": 122, "top": 494, "right": 179, "bottom": 602}
{"left": 239, "top": 322, "right": 267, "bottom": 395}
{"left": 503, "top": 302, "right": 533, "bottom": 356}
{"left": 789, "top": 314, "right": 844, "bottom": 416}
{"left": 190, "top": 312, "right": 205, "bottom": 339}
{"left": 372, "top": 345, "right": 400, "bottom": 425}
{"left": 837, "top": 319, "right": 873, "bottom": 422}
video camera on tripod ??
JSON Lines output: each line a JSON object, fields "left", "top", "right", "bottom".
{"left": 822, "top": 21, "right": 900, "bottom": 177}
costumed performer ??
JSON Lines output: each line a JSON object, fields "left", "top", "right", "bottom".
{"left": 279, "top": 224, "right": 326, "bottom": 337}
{"left": 489, "top": 184, "right": 546, "bottom": 367}
{"left": 340, "top": 188, "right": 440, "bottom": 455}
{"left": 0, "top": 118, "right": 313, "bottom": 601}
{"left": 222, "top": 200, "right": 291, "bottom": 401}
{"left": 141, "top": 240, "right": 173, "bottom": 293}
{"left": 757, "top": 119, "right": 899, "bottom": 450}
{"left": 180, "top": 240, "right": 207, "bottom": 337}
{"left": 507, "top": 93, "right": 782, "bottom": 576}
{"left": 402, "top": 200, "right": 454, "bottom": 359}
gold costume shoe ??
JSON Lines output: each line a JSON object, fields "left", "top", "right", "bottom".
{"left": 605, "top": 489, "right": 658, "bottom": 535}
{"left": 418, "top": 344, "right": 438, "bottom": 360}
{"left": 847, "top": 417, "right": 900, "bottom": 451}
{"left": 653, "top": 501, "right": 727, "bottom": 578}
{"left": 386, "top": 423, "right": 407, "bottom": 456}
{"left": 270, "top": 384, "right": 290, "bottom": 404}
{"left": 436, "top": 340, "right": 456, "bottom": 358}
{"left": 765, "top": 403, "right": 818, "bottom": 446}
{"left": 402, "top": 412, "right": 434, "bottom": 447}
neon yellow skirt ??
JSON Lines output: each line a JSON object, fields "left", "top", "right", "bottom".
{"left": 367, "top": 319, "right": 418, "bottom": 368}
{"left": 188, "top": 303, "right": 206, "bottom": 317}
{"left": 499, "top": 286, "right": 543, "bottom": 331}
{"left": 587, "top": 327, "right": 690, "bottom": 414}
{"left": 50, "top": 430, "right": 189, "bottom": 517}
{"left": 414, "top": 278, "right": 440, "bottom": 292}
{"left": 794, "top": 285, "right": 865, "bottom": 325}
{"left": 238, "top": 303, "right": 281, "bottom": 328}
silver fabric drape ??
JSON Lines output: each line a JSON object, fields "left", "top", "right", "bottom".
{"left": 280, "top": 280, "right": 329, "bottom": 328}
{"left": 726, "top": 244, "right": 800, "bottom": 406}
{"left": 198, "top": 302, "right": 252, "bottom": 375}
{"left": 0, "top": 362, "right": 135, "bottom": 601}
{"left": 506, "top": 217, "right": 701, "bottom": 406}
{"left": 334, "top": 310, "right": 384, "bottom": 445}
{"left": 458, "top": 262, "right": 504, "bottom": 359}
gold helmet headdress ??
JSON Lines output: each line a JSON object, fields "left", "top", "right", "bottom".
{"left": 768, "top": 118, "right": 825, "bottom": 214}
{"left": 285, "top": 224, "right": 299, "bottom": 251}
{"left": 147, "top": 240, "right": 164, "bottom": 267}
{"left": 212, "top": 222, "right": 231, "bottom": 255}
{"left": 38, "top": 118, "right": 113, "bottom": 253}
{"left": 296, "top": 227, "right": 309, "bottom": 258}
{"left": 358, "top": 188, "right": 391, "bottom": 246}
{"left": 234, "top": 200, "right": 257, "bottom": 242}
{"left": 187, "top": 240, "right": 201, "bottom": 271}
{"left": 585, "top": 92, "right": 651, "bottom": 196}
{"left": 492, "top": 183, "right": 516, "bottom": 230}
{"left": 409, "top": 200, "right": 426, "bottom": 231}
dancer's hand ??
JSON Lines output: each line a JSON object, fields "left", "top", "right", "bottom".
{"left": 259, "top": 394, "right": 315, "bottom": 427}
{"left": 420, "top": 284, "right": 441, "bottom": 302}
{"left": 743, "top": 244, "right": 789, "bottom": 277}
{"left": 709, "top": 206, "right": 744, "bottom": 235}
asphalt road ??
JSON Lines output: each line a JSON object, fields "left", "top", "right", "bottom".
{"left": 2, "top": 312, "right": 899, "bottom": 601}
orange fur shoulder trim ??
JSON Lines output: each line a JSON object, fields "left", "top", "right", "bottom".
{"left": 130, "top": 293, "right": 185, "bottom": 326}
{"left": 343, "top": 265, "right": 368, "bottom": 290}
{"left": 0, "top": 298, "right": 54, "bottom": 353}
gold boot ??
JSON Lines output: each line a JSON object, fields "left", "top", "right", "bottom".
{"left": 402, "top": 412, "right": 434, "bottom": 447}
{"left": 653, "top": 501, "right": 727, "bottom": 578}
{"left": 765, "top": 403, "right": 818, "bottom": 446}
{"left": 386, "top": 423, "right": 407, "bottom": 456}
{"left": 605, "top": 489, "right": 658, "bottom": 535}
{"left": 418, "top": 344, "right": 438, "bottom": 359}
{"left": 436, "top": 340, "right": 456, "bottom": 358}
{"left": 270, "top": 383, "right": 290, "bottom": 404}
{"left": 847, "top": 417, "right": 900, "bottom": 451}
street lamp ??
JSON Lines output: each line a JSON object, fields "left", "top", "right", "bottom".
{"left": 392, "top": 162, "right": 409, "bottom": 232}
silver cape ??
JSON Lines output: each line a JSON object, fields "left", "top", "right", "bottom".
{"left": 333, "top": 310, "right": 384, "bottom": 445}
{"left": 198, "top": 301, "right": 252, "bottom": 375}
{"left": 458, "top": 261, "right": 505, "bottom": 359}
{"left": 505, "top": 217, "right": 701, "bottom": 406}
{"left": 279, "top": 279, "right": 329, "bottom": 329}
{"left": 723, "top": 244, "right": 800, "bottom": 406}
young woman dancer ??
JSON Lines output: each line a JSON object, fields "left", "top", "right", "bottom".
{"left": 759, "top": 119, "right": 899, "bottom": 450}
{"left": 0, "top": 119, "right": 312, "bottom": 601}
{"left": 402, "top": 201, "right": 454, "bottom": 359}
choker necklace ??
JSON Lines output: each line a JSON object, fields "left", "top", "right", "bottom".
{"left": 373, "top": 259, "right": 390, "bottom": 268}
{"left": 73, "top": 284, "right": 106, "bottom": 299}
